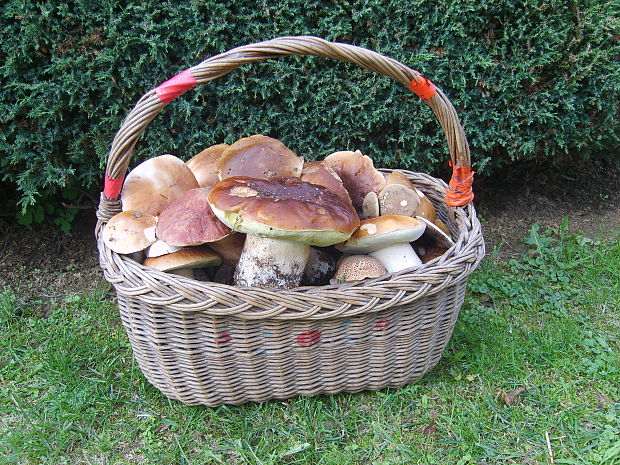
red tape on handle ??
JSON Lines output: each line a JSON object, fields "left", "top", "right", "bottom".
{"left": 408, "top": 71, "right": 437, "bottom": 101}
{"left": 103, "top": 174, "right": 124, "bottom": 200}
{"left": 446, "top": 162, "right": 475, "bottom": 207}
{"left": 155, "top": 69, "right": 198, "bottom": 104}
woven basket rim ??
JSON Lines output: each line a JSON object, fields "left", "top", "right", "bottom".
{"left": 97, "top": 170, "right": 484, "bottom": 321}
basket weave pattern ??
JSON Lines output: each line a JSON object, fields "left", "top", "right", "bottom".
{"left": 96, "top": 37, "right": 484, "bottom": 406}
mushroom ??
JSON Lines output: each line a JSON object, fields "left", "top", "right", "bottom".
{"left": 143, "top": 246, "right": 221, "bottom": 280}
{"left": 415, "top": 216, "right": 455, "bottom": 249}
{"left": 216, "top": 134, "right": 304, "bottom": 181}
{"left": 102, "top": 210, "right": 157, "bottom": 255}
{"left": 186, "top": 143, "right": 230, "bottom": 189}
{"left": 155, "top": 187, "right": 232, "bottom": 247}
{"left": 330, "top": 255, "right": 387, "bottom": 284}
{"left": 323, "top": 150, "right": 386, "bottom": 212}
{"left": 377, "top": 183, "right": 420, "bottom": 216}
{"left": 120, "top": 154, "right": 199, "bottom": 216}
{"left": 434, "top": 218, "right": 451, "bottom": 235}
{"left": 336, "top": 215, "right": 426, "bottom": 273}
{"left": 302, "top": 247, "right": 337, "bottom": 286}
{"left": 361, "top": 191, "right": 380, "bottom": 219}
{"left": 146, "top": 240, "right": 182, "bottom": 258}
{"left": 384, "top": 171, "right": 436, "bottom": 221}
{"left": 208, "top": 176, "right": 360, "bottom": 289}
{"left": 300, "top": 161, "right": 352, "bottom": 202}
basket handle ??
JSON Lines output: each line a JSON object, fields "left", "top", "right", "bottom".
{"left": 101, "top": 36, "right": 473, "bottom": 211}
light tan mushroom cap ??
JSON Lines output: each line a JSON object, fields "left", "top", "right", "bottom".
{"left": 217, "top": 134, "right": 303, "bottom": 180}
{"left": 102, "top": 210, "right": 157, "bottom": 254}
{"left": 361, "top": 191, "right": 380, "bottom": 219}
{"left": 156, "top": 187, "right": 232, "bottom": 247}
{"left": 208, "top": 176, "right": 360, "bottom": 247}
{"left": 301, "top": 161, "right": 352, "bottom": 202}
{"left": 121, "top": 154, "right": 199, "bottom": 216}
{"left": 323, "top": 150, "right": 387, "bottom": 210}
{"left": 336, "top": 215, "right": 426, "bottom": 254}
{"left": 331, "top": 255, "right": 387, "bottom": 283}
{"left": 385, "top": 171, "right": 415, "bottom": 190}
{"left": 143, "top": 246, "right": 221, "bottom": 272}
{"left": 186, "top": 144, "right": 229, "bottom": 189}
{"left": 378, "top": 183, "right": 420, "bottom": 216}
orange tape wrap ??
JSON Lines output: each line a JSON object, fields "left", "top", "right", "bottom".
{"left": 155, "top": 69, "right": 198, "bottom": 104}
{"left": 446, "top": 163, "right": 475, "bottom": 207}
{"left": 103, "top": 174, "right": 124, "bottom": 200}
{"left": 408, "top": 71, "right": 437, "bottom": 101}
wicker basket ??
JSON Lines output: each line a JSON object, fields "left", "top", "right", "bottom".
{"left": 96, "top": 36, "right": 485, "bottom": 406}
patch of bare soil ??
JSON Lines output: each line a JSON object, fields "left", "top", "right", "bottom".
{"left": 0, "top": 160, "right": 618, "bottom": 306}
{"left": 475, "top": 159, "right": 620, "bottom": 256}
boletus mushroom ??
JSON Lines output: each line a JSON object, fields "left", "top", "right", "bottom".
{"left": 102, "top": 210, "right": 157, "bottom": 255}
{"left": 217, "top": 134, "right": 304, "bottom": 181}
{"left": 143, "top": 246, "right": 221, "bottom": 280}
{"left": 208, "top": 176, "right": 360, "bottom": 289}
{"left": 336, "top": 215, "right": 426, "bottom": 273}
{"left": 323, "top": 150, "right": 386, "bottom": 212}
{"left": 186, "top": 144, "right": 229, "bottom": 190}
{"left": 120, "top": 154, "right": 199, "bottom": 216}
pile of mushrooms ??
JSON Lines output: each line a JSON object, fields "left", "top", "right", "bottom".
{"left": 102, "top": 135, "right": 454, "bottom": 289}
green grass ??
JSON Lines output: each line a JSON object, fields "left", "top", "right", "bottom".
{"left": 1, "top": 223, "right": 619, "bottom": 464}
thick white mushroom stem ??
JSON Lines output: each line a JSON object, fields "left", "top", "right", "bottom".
{"left": 369, "top": 243, "right": 422, "bottom": 273}
{"left": 234, "top": 235, "right": 310, "bottom": 289}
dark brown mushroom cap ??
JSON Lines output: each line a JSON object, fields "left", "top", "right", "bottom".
{"left": 323, "top": 150, "right": 387, "bottom": 210}
{"left": 208, "top": 176, "right": 360, "bottom": 246}
{"left": 120, "top": 154, "right": 199, "bottom": 216}
{"left": 301, "top": 161, "right": 352, "bottom": 202}
{"left": 216, "top": 134, "right": 303, "bottom": 180}
{"left": 156, "top": 187, "right": 232, "bottom": 247}
{"left": 186, "top": 144, "right": 229, "bottom": 189}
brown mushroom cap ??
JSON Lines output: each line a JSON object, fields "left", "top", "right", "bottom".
{"left": 102, "top": 210, "right": 158, "bottom": 255}
{"left": 336, "top": 215, "right": 426, "bottom": 254}
{"left": 331, "top": 255, "right": 387, "bottom": 283}
{"left": 301, "top": 161, "right": 352, "bottom": 202}
{"left": 216, "top": 134, "right": 304, "bottom": 180}
{"left": 143, "top": 246, "right": 221, "bottom": 272}
{"left": 415, "top": 216, "right": 455, "bottom": 249}
{"left": 186, "top": 144, "right": 229, "bottom": 189}
{"left": 414, "top": 188, "right": 437, "bottom": 222}
{"left": 434, "top": 218, "right": 451, "bottom": 235}
{"left": 323, "top": 150, "right": 387, "bottom": 210}
{"left": 120, "top": 154, "right": 199, "bottom": 216}
{"left": 208, "top": 176, "right": 360, "bottom": 247}
{"left": 156, "top": 187, "right": 232, "bottom": 247}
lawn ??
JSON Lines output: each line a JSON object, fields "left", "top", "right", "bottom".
{"left": 1, "top": 222, "right": 619, "bottom": 464}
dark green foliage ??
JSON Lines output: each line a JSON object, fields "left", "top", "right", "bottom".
{"left": 1, "top": 0, "right": 618, "bottom": 208}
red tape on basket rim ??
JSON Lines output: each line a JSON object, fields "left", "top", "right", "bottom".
{"left": 103, "top": 174, "right": 124, "bottom": 200}
{"left": 155, "top": 69, "right": 198, "bottom": 104}
{"left": 446, "top": 161, "right": 475, "bottom": 207}
{"left": 408, "top": 71, "right": 437, "bottom": 101}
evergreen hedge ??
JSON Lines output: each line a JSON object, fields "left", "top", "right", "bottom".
{"left": 1, "top": 0, "right": 618, "bottom": 208}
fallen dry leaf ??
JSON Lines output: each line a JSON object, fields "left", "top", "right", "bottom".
{"left": 422, "top": 410, "right": 438, "bottom": 436}
{"left": 495, "top": 386, "right": 526, "bottom": 406}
